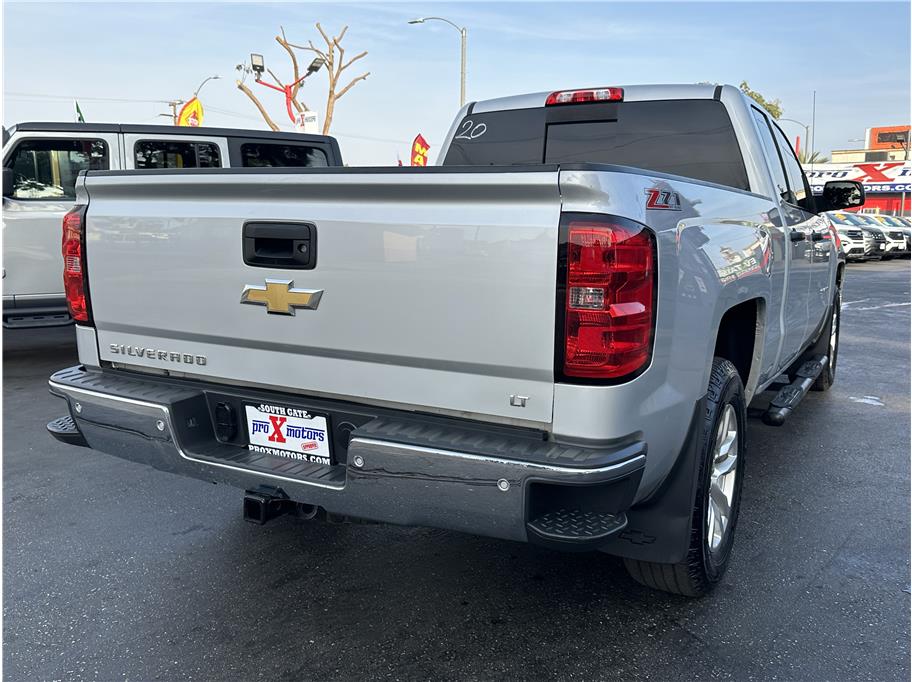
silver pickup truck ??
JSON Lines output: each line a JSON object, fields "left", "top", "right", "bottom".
{"left": 47, "top": 84, "right": 864, "bottom": 596}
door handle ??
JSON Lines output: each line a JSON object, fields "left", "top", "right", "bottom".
{"left": 243, "top": 222, "right": 317, "bottom": 269}
{"left": 789, "top": 229, "right": 806, "bottom": 242}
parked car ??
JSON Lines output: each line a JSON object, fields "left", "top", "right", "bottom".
{"left": 869, "top": 215, "right": 911, "bottom": 256}
{"left": 852, "top": 214, "right": 905, "bottom": 258}
{"left": 841, "top": 212, "right": 890, "bottom": 259}
{"left": 47, "top": 84, "right": 859, "bottom": 597}
{"left": 827, "top": 211, "right": 876, "bottom": 261}
{"left": 1, "top": 123, "right": 343, "bottom": 329}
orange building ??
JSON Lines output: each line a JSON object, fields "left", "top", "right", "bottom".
{"left": 867, "top": 125, "right": 911, "bottom": 151}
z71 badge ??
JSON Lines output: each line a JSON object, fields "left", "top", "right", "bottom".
{"left": 645, "top": 188, "right": 682, "bottom": 210}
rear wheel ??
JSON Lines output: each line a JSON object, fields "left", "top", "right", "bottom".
{"left": 812, "top": 282, "right": 841, "bottom": 391}
{"left": 624, "top": 358, "right": 745, "bottom": 597}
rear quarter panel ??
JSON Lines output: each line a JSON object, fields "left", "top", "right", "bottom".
{"left": 555, "top": 167, "right": 782, "bottom": 498}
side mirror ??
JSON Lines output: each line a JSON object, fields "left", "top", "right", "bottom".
{"left": 2, "top": 168, "right": 12, "bottom": 198}
{"left": 818, "top": 180, "right": 865, "bottom": 213}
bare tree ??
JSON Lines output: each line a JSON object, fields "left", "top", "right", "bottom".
{"left": 237, "top": 23, "right": 369, "bottom": 135}
{"left": 236, "top": 77, "right": 281, "bottom": 131}
{"left": 285, "top": 23, "right": 370, "bottom": 134}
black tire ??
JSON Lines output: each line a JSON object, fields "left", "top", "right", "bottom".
{"left": 811, "top": 281, "right": 841, "bottom": 391}
{"left": 624, "top": 358, "right": 746, "bottom": 597}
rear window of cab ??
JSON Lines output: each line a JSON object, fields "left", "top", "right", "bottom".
{"left": 443, "top": 99, "right": 749, "bottom": 191}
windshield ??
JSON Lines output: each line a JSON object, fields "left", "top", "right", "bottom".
{"left": 830, "top": 212, "right": 865, "bottom": 227}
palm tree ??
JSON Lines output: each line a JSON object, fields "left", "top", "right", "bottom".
{"left": 798, "top": 150, "right": 829, "bottom": 164}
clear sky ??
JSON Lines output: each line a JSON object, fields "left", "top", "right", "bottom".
{"left": 3, "top": 1, "right": 910, "bottom": 165}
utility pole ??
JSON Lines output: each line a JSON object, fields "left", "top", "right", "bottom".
{"left": 157, "top": 100, "right": 183, "bottom": 125}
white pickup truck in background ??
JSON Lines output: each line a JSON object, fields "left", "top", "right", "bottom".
{"left": 47, "top": 84, "right": 863, "bottom": 596}
{"left": 2, "top": 123, "right": 342, "bottom": 328}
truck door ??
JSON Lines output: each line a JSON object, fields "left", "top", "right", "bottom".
{"left": 2, "top": 131, "right": 120, "bottom": 308}
{"left": 769, "top": 122, "right": 831, "bottom": 348}
{"left": 750, "top": 108, "right": 812, "bottom": 367}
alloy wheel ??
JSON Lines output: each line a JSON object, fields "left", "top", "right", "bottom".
{"left": 706, "top": 403, "right": 739, "bottom": 555}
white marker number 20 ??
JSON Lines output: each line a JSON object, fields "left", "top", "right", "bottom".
{"left": 455, "top": 119, "right": 487, "bottom": 140}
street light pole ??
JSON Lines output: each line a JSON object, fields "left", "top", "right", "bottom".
{"left": 158, "top": 76, "right": 220, "bottom": 125}
{"left": 409, "top": 17, "right": 467, "bottom": 108}
{"left": 899, "top": 133, "right": 910, "bottom": 217}
{"left": 248, "top": 54, "right": 326, "bottom": 124}
{"left": 459, "top": 25, "right": 466, "bottom": 108}
{"left": 780, "top": 118, "right": 810, "bottom": 158}
{"left": 194, "top": 75, "right": 220, "bottom": 97}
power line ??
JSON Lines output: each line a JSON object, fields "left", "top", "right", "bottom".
{"left": 5, "top": 91, "right": 169, "bottom": 104}
{"left": 6, "top": 91, "right": 411, "bottom": 145}
{"left": 205, "top": 105, "right": 409, "bottom": 144}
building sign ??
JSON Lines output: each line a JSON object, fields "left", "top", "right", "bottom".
{"left": 295, "top": 111, "right": 319, "bottom": 134}
{"left": 803, "top": 162, "right": 911, "bottom": 195}
{"left": 867, "top": 125, "right": 909, "bottom": 150}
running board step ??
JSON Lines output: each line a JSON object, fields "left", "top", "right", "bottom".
{"left": 762, "top": 356, "right": 828, "bottom": 427}
{"left": 4, "top": 312, "right": 73, "bottom": 328}
{"left": 526, "top": 509, "right": 627, "bottom": 551}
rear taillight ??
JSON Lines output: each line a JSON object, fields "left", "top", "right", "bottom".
{"left": 558, "top": 214, "right": 655, "bottom": 381}
{"left": 545, "top": 87, "right": 624, "bottom": 106}
{"left": 62, "top": 205, "right": 91, "bottom": 323}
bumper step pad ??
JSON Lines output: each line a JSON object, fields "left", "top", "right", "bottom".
{"left": 526, "top": 509, "right": 628, "bottom": 551}
{"left": 47, "top": 415, "right": 88, "bottom": 447}
{"left": 189, "top": 441, "right": 346, "bottom": 488}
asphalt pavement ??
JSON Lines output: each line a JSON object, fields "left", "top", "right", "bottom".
{"left": 3, "top": 259, "right": 910, "bottom": 681}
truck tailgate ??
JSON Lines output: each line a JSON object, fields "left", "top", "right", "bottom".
{"left": 82, "top": 169, "right": 562, "bottom": 425}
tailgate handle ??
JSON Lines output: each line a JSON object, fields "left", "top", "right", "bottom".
{"left": 243, "top": 222, "right": 317, "bottom": 269}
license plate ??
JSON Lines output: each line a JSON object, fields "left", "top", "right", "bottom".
{"left": 245, "top": 403, "right": 332, "bottom": 465}
{"left": 880, "top": 244, "right": 886, "bottom": 250}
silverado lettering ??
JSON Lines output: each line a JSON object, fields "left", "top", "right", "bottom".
{"left": 109, "top": 344, "right": 206, "bottom": 366}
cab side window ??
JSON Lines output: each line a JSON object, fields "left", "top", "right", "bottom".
{"left": 6, "top": 138, "right": 108, "bottom": 200}
{"left": 134, "top": 140, "right": 221, "bottom": 169}
{"left": 751, "top": 108, "right": 790, "bottom": 202}
{"left": 769, "top": 123, "right": 814, "bottom": 214}
{"left": 240, "top": 143, "right": 328, "bottom": 168}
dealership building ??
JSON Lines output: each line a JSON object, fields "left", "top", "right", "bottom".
{"left": 803, "top": 125, "right": 910, "bottom": 216}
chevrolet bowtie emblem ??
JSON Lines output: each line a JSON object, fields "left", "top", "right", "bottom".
{"left": 240, "top": 279, "right": 323, "bottom": 315}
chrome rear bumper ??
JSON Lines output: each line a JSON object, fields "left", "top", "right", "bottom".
{"left": 49, "top": 366, "right": 646, "bottom": 547}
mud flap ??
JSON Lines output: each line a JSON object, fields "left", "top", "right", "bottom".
{"left": 598, "top": 395, "right": 706, "bottom": 564}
